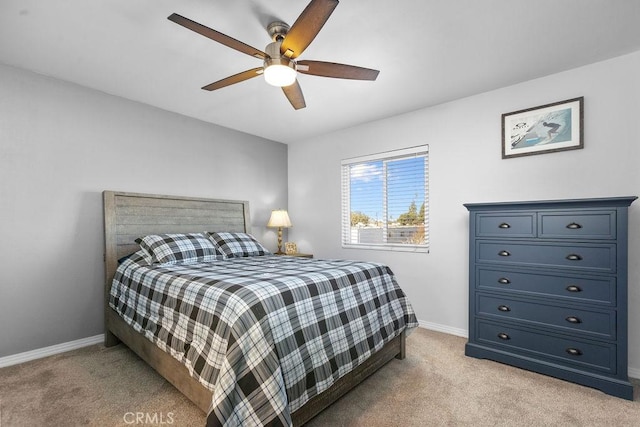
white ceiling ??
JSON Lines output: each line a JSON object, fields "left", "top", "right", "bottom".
{"left": 2, "top": 0, "right": 640, "bottom": 144}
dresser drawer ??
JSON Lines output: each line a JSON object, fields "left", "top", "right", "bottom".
{"left": 477, "top": 267, "right": 616, "bottom": 305}
{"left": 477, "top": 241, "right": 616, "bottom": 273}
{"left": 476, "top": 213, "right": 535, "bottom": 237}
{"left": 477, "top": 294, "right": 616, "bottom": 339}
{"left": 476, "top": 320, "right": 616, "bottom": 374}
{"left": 539, "top": 211, "right": 616, "bottom": 240}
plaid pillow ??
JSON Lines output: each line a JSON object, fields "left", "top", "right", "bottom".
{"left": 118, "top": 250, "right": 151, "bottom": 265}
{"left": 207, "top": 232, "right": 271, "bottom": 258}
{"left": 136, "top": 233, "right": 223, "bottom": 265}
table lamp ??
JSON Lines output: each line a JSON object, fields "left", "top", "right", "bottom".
{"left": 267, "top": 209, "right": 292, "bottom": 254}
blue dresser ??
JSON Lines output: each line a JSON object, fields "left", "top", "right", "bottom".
{"left": 464, "top": 197, "right": 637, "bottom": 399}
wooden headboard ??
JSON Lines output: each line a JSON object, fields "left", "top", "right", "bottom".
{"left": 102, "top": 191, "right": 251, "bottom": 288}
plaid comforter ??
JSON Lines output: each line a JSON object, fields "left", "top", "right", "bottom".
{"left": 110, "top": 254, "right": 417, "bottom": 426}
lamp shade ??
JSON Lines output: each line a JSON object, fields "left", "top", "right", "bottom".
{"left": 267, "top": 209, "right": 292, "bottom": 228}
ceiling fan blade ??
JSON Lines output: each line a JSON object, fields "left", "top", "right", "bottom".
{"left": 168, "top": 13, "right": 267, "bottom": 60}
{"left": 202, "top": 67, "right": 264, "bottom": 91}
{"left": 280, "top": 0, "right": 338, "bottom": 59}
{"left": 297, "top": 60, "right": 380, "bottom": 80}
{"left": 282, "top": 80, "right": 306, "bottom": 109}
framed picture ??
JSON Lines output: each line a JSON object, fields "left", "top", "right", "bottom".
{"left": 285, "top": 242, "right": 298, "bottom": 255}
{"left": 502, "top": 97, "right": 583, "bottom": 159}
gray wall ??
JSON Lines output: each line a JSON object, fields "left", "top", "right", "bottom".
{"left": 288, "top": 51, "right": 640, "bottom": 375}
{"left": 0, "top": 64, "right": 288, "bottom": 358}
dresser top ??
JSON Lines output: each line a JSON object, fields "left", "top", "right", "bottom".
{"left": 464, "top": 196, "right": 637, "bottom": 211}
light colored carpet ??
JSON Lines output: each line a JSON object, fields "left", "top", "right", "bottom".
{"left": 0, "top": 328, "right": 637, "bottom": 426}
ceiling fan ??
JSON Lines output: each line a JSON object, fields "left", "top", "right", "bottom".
{"left": 168, "top": 0, "right": 379, "bottom": 110}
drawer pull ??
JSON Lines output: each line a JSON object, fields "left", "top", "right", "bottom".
{"left": 566, "top": 254, "right": 582, "bottom": 261}
{"left": 566, "top": 285, "right": 582, "bottom": 292}
{"left": 497, "top": 305, "right": 511, "bottom": 312}
{"left": 565, "top": 316, "right": 582, "bottom": 324}
{"left": 566, "top": 222, "right": 583, "bottom": 229}
{"left": 498, "top": 223, "right": 511, "bottom": 229}
{"left": 566, "top": 348, "right": 583, "bottom": 356}
{"left": 498, "top": 277, "right": 511, "bottom": 285}
{"left": 498, "top": 250, "right": 511, "bottom": 257}
{"left": 497, "top": 332, "right": 510, "bottom": 340}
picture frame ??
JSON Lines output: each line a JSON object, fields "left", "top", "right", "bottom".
{"left": 502, "top": 97, "right": 583, "bottom": 159}
{"left": 285, "top": 242, "right": 298, "bottom": 255}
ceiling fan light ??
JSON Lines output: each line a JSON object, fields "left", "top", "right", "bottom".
{"left": 264, "top": 41, "right": 297, "bottom": 87}
{"left": 264, "top": 63, "right": 297, "bottom": 87}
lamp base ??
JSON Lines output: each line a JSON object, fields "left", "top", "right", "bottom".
{"left": 277, "top": 227, "right": 284, "bottom": 255}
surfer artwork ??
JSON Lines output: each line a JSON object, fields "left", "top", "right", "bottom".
{"left": 509, "top": 109, "right": 571, "bottom": 148}
{"left": 502, "top": 97, "right": 583, "bottom": 159}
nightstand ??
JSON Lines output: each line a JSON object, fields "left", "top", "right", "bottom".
{"left": 277, "top": 253, "right": 313, "bottom": 258}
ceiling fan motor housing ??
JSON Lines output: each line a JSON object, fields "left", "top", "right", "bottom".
{"left": 265, "top": 41, "right": 296, "bottom": 68}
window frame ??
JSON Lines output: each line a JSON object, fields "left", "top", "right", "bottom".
{"left": 341, "top": 145, "right": 429, "bottom": 253}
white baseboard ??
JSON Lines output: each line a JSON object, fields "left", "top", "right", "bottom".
{"left": 418, "top": 319, "right": 468, "bottom": 338}
{"left": 0, "top": 334, "right": 103, "bottom": 368}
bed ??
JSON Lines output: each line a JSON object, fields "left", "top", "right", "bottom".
{"left": 103, "top": 191, "right": 417, "bottom": 426}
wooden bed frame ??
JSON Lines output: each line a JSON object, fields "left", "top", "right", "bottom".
{"left": 103, "top": 190, "right": 406, "bottom": 425}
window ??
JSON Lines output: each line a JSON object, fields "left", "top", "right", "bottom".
{"left": 341, "top": 145, "right": 429, "bottom": 252}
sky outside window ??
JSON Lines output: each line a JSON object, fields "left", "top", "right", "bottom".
{"left": 349, "top": 156, "right": 426, "bottom": 222}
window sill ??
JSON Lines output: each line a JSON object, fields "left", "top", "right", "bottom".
{"left": 341, "top": 244, "right": 429, "bottom": 253}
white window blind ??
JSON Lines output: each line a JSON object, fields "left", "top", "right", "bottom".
{"left": 341, "top": 145, "right": 429, "bottom": 252}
